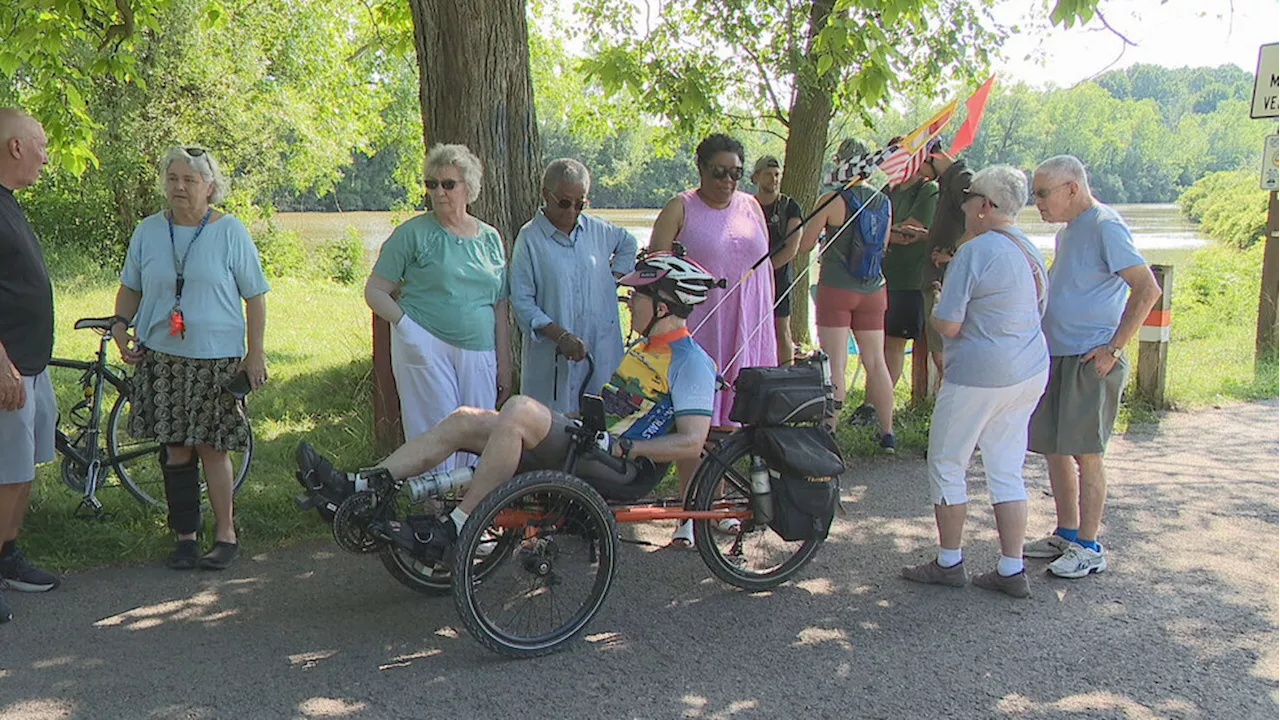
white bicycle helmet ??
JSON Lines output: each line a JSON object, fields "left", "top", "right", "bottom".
{"left": 619, "top": 249, "right": 721, "bottom": 309}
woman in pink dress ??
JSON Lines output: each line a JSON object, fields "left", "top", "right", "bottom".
{"left": 649, "top": 133, "right": 777, "bottom": 547}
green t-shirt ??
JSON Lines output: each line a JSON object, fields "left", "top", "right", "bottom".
{"left": 373, "top": 212, "right": 509, "bottom": 351}
{"left": 882, "top": 179, "right": 939, "bottom": 291}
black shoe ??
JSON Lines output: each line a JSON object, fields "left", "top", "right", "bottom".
{"left": 295, "top": 442, "right": 354, "bottom": 500}
{"left": 392, "top": 514, "right": 458, "bottom": 564}
{"left": 0, "top": 548, "right": 61, "bottom": 592}
{"left": 847, "top": 404, "right": 879, "bottom": 427}
{"left": 878, "top": 432, "right": 896, "bottom": 454}
{"left": 0, "top": 590, "right": 11, "bottom": 623}
{"left": 198, "top": 541, "right": 240, "bottom": 570}
{"left": 167, "top": 539, "right": 201, "bottom": 570}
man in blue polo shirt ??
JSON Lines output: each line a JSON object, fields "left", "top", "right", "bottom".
{"left": 1023, "top": 155, "right": 1162, "bottom": 579}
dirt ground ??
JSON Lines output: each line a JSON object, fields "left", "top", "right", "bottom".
{"left": 1, "top": 400, "right": 1275, "bottom": 719}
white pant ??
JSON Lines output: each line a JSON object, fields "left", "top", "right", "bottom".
{"left": 391, "top": 315, "right": 496, "bottom": 473}
{"left": 928, "top": 370, "right": 1049, "bottom": 506}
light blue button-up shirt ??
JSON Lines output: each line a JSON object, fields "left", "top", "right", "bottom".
{"left": 510, "top": 211, "right": 638, "bottom": 413}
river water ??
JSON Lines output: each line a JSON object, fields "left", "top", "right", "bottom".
{"left": 275, "top": 203, "right": 1209, "bottom": 255}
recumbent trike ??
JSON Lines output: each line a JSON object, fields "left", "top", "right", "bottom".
{"left": 295, "top": 351, "right": 846, "bottom": 658}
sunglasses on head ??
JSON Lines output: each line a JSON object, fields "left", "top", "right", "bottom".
{"left": 963, "top": 188, "right": 999, "bottom": 209}
{"left": 184, "top": 147, "right": 207, "bottom": 157}
{"left": 708, "top": 165, "right": 744, "bottom": 182}
{"left": 425, "top": 178, "right": 459, "bottom": 191}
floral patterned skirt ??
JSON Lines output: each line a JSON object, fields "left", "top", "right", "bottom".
{"left": 128, "top": 350, "right": 250, "bottom": 452}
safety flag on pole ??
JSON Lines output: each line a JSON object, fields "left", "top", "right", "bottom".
{"left": 879, "top": 100, "right": 958, "bottom": 186}
{"left": 947, "top": 75, "right": 996, "bottom": 156}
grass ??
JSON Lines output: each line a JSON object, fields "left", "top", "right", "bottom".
{"left": 20, "top": 240, "right": 1276, "bottom": 571}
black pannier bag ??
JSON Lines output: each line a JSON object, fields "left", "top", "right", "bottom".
{"left": 753, "top": 426, "right": 844, "bottom": 542}
{"left": 729, "top": 351, "right": 834, "bottom": 426}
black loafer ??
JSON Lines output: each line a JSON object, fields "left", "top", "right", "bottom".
{"left": 198, "top": 541, "right": 240, "bottom": 570}
{"left": 167, "top": 539, "right": 201, "bottom": 571}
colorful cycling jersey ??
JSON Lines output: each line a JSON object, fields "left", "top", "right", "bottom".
{"left": 601, "top": 326, "right": 717, "bottom": 441}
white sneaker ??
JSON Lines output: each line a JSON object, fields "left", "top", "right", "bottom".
{"left": 1023, "top": 533, "right": 1072, "bottom": 559}
{"left": 1048, "top": 543, "right": 1108, "bottom": 579}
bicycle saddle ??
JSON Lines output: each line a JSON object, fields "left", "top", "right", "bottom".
{"left": 73, "top": 316, "right": 120, "bottom": 331}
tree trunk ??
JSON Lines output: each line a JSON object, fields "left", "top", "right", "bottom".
{"left": 369, "top": 0, "right": 540, "bottom": 447}
{"left": 409, "top": 0, "right": 541, "bottom": 246}
{"left": 780, "top": 0, "right": 835, "bottom": 347}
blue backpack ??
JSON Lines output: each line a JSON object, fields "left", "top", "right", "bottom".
{"left": 834, "top": 185, "right": 891, "bottom": 280}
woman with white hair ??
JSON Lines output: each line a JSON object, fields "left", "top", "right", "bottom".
{"left": 509, "top": 158, "right": 637, "bottom": 413}
{"left": 110, "top": 145, "right": 270, "bottom": 571}
{"left": 365, "top": 143, "right": 511, "bottom": 472}
{"left": 900, "top": 164, "right": 1048, "bottom": 599}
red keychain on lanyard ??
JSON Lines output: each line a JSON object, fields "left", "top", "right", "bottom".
{"left": 168, "top": 208, "right": 212, "bottom": 339}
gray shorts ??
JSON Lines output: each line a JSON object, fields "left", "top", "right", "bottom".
{"left": 1028, "top": 354, "right": 1128, "bottom": 456}
{"left": 527, "top": 412, "right": 645, "bottom": 494}
{"left": 0, "top": 370, "right": 56, "bottom": 485}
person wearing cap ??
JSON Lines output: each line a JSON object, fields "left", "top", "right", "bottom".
{"left": 295, "top": 250, "right": 719, "bottom": 560}
{"left": 509, "top": 158, "right": 638, "bottom": 414}
{"left": 798, "top": 138, "right": 897, "bottom": 451}
{"left": 751, "top": 154, "right": 804, "bottom": 366}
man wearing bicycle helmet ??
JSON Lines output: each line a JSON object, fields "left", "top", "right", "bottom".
{"left": 296, "top": 248, "right": 719, "bottom": 561}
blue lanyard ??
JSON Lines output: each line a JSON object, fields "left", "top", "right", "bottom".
{"left": 167, "top": 207, "right": 213, "bottom": 304}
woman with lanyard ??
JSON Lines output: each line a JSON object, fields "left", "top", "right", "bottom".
{"left": 110, "top": 146, "right": 270, "bottom": 571}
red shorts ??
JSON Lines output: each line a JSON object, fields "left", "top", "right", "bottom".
{"left": 815, "top": 284, "right": 887, "bottom": 331}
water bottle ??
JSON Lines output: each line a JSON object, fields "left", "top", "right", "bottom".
{"left": 749, "top": 456, "right": 773, "bottom": 524}
{"left": 406, "top": 466, "right": 475, "bottom": 502}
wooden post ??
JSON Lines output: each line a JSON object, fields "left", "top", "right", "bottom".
{"left": 911, "top": 329, "right": 929, "bottom": 405}
{"left": 1256, "top": 190, "right": 1278, "bottom": 361}
{"left": 1137, "top": 264, "right": 1173, "bottom": 407}
{"left": 372, "top": 313, "right": 403, "bottom": 453}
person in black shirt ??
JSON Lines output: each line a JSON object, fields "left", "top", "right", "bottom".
{"left": 751, "top": 155, "right": 803, "bottom": 366}
{"left": 0, "top": 108, "right": 61, "bottom": 624}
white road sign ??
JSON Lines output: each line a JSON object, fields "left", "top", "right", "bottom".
{"left": 1251, "top": 43, "right": 1278, "bottom": 119}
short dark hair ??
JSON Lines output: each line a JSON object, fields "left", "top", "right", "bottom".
{"left": 695, "top": 133, "right": 744, "bottom": 168}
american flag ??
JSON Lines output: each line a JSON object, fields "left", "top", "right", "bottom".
{"left": 879, "top": 100, "right": 959, "bottom": 186}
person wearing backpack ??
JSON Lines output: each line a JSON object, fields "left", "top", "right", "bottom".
{"left": 797, "top": 138, "right": 895, "bottom": 451}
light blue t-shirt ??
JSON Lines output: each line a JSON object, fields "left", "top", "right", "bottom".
{"left": 120, "top": 213, "right": 270, "bottom": 359}
{"left": 933, "top": 228, "right": 1048, "bottom": 388}
{"left": 1041, "top": 204, "right": 1146, "bottom": 357}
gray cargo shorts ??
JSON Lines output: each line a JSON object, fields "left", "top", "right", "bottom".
{"left": 1028, "top": 354, "right": 1128, "bottom": 456}
{"left": 0, "top": 369, "right": 57, "bottom": 485}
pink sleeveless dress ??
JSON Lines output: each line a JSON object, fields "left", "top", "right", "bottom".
{"left": 675, "top": 189, "right": 778, "bottom": 426}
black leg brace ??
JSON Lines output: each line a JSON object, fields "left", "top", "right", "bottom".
{"left": 161, "top": 447, "right": 202, "bottom": 535}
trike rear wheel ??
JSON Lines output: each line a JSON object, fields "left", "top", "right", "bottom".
{"left": 452, "top": 470, "right": 618, "bottom": 658}
{"left": 690, "top": 431, "right": 825, "bottom": 592}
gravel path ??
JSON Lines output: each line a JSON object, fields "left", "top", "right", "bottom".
{"left": 1, "top": 400, "right": 1275, "bottom": 719}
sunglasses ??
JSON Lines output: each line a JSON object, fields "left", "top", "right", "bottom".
{"left": 1032, "top": 182, "right": 1070, "bottom": 199}
{"left": 184, "top": 147, "right": 207, "bottom": 157}
{"left": 707, "top": 165, "right": 744, "bottom": 182}
{"left": 963, "top": 188, "right": 999, "bottom": 208}
{"left": 550, "top": 195, "right": 588, "bottom": 211}
{"left": 425, "top": 178, "right": 460, "bottom": 191}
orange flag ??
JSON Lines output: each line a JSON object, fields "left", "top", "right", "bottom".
{"left": 947, "top": 75, "right": 996, "bottom": 156}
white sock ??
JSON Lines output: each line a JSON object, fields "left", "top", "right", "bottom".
{"left": 997, "top": 554, "right": 1024, "bottom": 577}
{"left": 449, "top": 507, "right": 469, "bottom": 531}
{"left": 350, "top": 473, "right": 368, "bottom": 493}
{"left": 937, "top": 547, "right": 963, "bottom": 568}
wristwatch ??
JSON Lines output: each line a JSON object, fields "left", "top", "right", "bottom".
{"left": 1105, "top": 344, "right": 1123, "bottom": 358}
{"left": 618, "top": 438, "right": 633, "bottom": 459}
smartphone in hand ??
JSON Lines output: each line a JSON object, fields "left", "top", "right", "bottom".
{"left": 224, "top": 370, "right": 253, "bottom": 399}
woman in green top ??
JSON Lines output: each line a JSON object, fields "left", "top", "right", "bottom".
{"left": 364, "top": 144, "right": 511, "bottom": 473}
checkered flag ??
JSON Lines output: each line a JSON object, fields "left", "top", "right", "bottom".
{"left": 827, "top": 145, "right": 899, "bottom": 186}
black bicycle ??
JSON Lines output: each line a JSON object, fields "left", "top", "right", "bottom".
{"left": 48, "top": 316, "right": 253, "bottom": 516}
